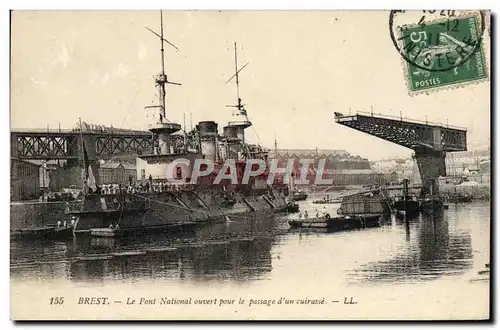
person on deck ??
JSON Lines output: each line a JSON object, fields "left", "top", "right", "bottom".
{"left": 322, "top": 207, "right": 330, "bottom": 219}
{"left": 304, "top": 210, "right": 309, "bottom": 219}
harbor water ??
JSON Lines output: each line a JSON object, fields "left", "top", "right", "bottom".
{"left": 10, "top": 194, "right": 490, "bottom": 320}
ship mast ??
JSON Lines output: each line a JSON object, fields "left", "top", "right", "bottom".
{"left": 145, "top": 11, "right": 180, "bottom": 122}
{"left": 145, "top": 11, "right": 182, "bottom": 155}
{"left": 226, "top": 42, "right": 250, "bottom": 116}
{"left": 234, "top": 42, "right": 242, "bottom": 112}
{"left": 225, "top": 42, "right": 251, "bottom": 147}
{"left": 159, "top": 11, "right": 166, "bottom": 118}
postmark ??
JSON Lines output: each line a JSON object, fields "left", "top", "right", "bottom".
{"left": 389, "top": 11, "right": 489, "bottom": 95}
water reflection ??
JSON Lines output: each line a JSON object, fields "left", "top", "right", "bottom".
{"left": 64, "top": 237, "right": 274, "bottom": 283}
{"left": 349, "top": 211, "right": 474, "bottom": 283}
{"left": 11, "top": 215, "right": 277, "bottom": 283}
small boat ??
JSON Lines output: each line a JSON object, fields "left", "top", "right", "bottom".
{"left": 145, "top": 247, "right": 178, "bottom": 253}
{"left": 288, "top": 219, "right": 326, "bottom": 229}
{"left": 50, "top": 226, "right": 75, "bottom": 239}
{"left": 469, "top": 263, "right": 490, "bottom": 282}
{"left": 446, "top": 193, "right": 474, "bottom": 204}
{"left": 112, "top": 250, "right": 147, "bottom": 257}
{"left": 326, "top": 214, "right": 380, "bottom": 230}
{"left": 230, "top": 236, "right": 255, "bottom": 242}
{"left": 89, "top": 221, "right": 197, "bottom": 238}
{"left": 285, "top": 201, "right": 299, "bottom": 213}
{"left": 207, "top": 240, "right": 229, "bottom": 246}
{"left": 289, "top": 214, "right": 380, "bottom": 231}
{"left": 75, "top": 254, "right": 114, "bottom": 262}
{"left": 478, "top": 263, "right": 490, "bottom": 275}
{"left": 392, "top": 179, "right": 420, "bottom": 217}
{"left": 312, "top": 199, "right": 342, "bottom": 204}
{"left": 90, "top": 228, "right": 118, "bottom": 237}
{"left": 11, "top": 226, "right": 74, "bottom": 240}
{"left": 312, "top": 193, "right": 341, "bottom": 204}
{"left": 392, "top": 197, "right": 420, "bottom": 218}
{"left": 291, "top": 191, "right": 308, "bottom": 201}
{"left": 420, "top": 197, "right": 445, "bottom": 214}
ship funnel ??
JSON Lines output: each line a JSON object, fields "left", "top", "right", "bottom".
{"left": 198, "top": 121, "right": 218, "bottom": 162}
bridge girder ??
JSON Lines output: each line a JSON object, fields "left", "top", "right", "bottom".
{"left": 335, "top": 113, "right": 467, "bottom": 152}
{"left": 11, "top": 131, "right": 155, "bottom": 160}
{"left": 334, "top": 112, "right": 468, "bottom": 197}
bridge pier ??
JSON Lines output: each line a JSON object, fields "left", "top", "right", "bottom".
{"left": 414, "top": 149, "right": 446, "bottom": 197}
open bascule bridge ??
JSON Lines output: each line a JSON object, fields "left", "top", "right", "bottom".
{"left": 334, "top": 111, "right": 467, "bottom": 197}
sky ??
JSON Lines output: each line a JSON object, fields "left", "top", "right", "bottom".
{"left": 10, "top": 10, "right": 491, "bottom": 160}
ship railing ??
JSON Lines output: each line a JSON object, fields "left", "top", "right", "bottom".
{"left": 343, "top": 111, "right": 467, "bottom": 131}
{"left": 11, "top": 127, "right": 152, "bottom": 136}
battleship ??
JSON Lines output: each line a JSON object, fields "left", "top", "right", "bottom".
{"left": 61, "top": 12, "right": 288, "bottom": 234}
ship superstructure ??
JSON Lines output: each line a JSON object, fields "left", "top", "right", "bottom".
{"left": 65, "top": 11, "right": 288, "bottom": 232}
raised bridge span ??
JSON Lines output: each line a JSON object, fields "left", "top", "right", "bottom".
{"left": 334, "top": 111, "right": 467, "bottom": 196}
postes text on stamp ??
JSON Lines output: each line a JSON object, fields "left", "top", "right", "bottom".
{"left": 391, "top": 12, "right": 488, "bottom": 94}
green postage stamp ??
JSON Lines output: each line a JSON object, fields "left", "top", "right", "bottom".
{"left": 396, "top": 13, "right": 488, "bottom": 94}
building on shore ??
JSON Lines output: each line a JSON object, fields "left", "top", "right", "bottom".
{"left": 268, "top": 149, "right": 395, "bottom": 186}
{"left": 371, "top": 149, "right": 491, "bottom": 185}
{"left": 98, "top": 161, "right": 136, "bottom": 186}
{"left": 11, "top": 158, "right": 40, "bottom": 201}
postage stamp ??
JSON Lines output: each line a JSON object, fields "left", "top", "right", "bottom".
{"left": 390, "top": 12, "right": 489, "bottom": 95}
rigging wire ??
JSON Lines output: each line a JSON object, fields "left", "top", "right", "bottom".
{"left": 119, "top": 88, "right": 141, "bottom": 129}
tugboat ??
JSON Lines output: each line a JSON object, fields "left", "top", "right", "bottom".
{"left": 392, "top": 179, "right": 420, "bottom": 218}
{"left": 420, "top": 196, "right": 445, "bottom": 214}
{"left": 65, "top": 12, "right": 288, "bottom": 234}
{"left": 446, "top": 192, "right": 474, "bottom": 204}
{"left": 419, "top": 179, "right": 445, "bottom": 214}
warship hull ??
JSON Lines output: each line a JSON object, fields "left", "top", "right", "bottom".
{"left": 65, "top": 190, "right": 287, "bottom": 230}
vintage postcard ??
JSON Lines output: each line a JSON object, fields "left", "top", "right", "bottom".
{"left": 10, "top": 10, "right": 491, "bottom": 320}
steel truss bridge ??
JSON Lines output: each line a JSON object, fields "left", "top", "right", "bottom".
{"left": 11, "top": 128, "right": 156, "bottom": 161}
{"left": 334, "top": 111, "right": 467, "bottom": 196}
